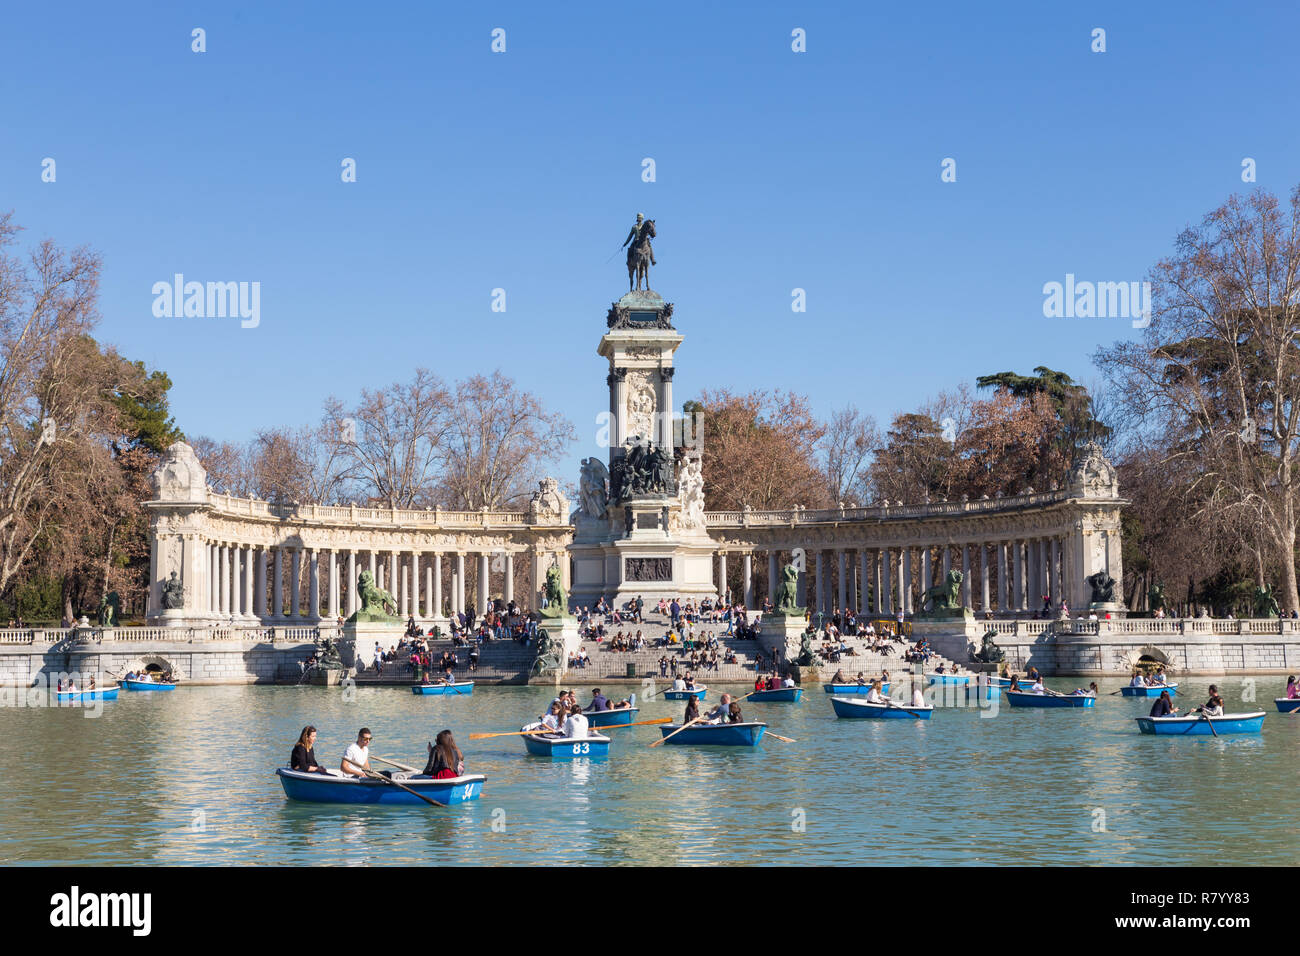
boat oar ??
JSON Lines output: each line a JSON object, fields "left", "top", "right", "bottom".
{"left": 587, "top": 717, "right": 672, "bottom": 731}
{"left": 764, "top": 731, "right": 797, "bottom": 742}
{"left": 469, "top": 727, "right": 558, "bottom": 740}
{"left": 884, "top": 699, "right": 922, "bottom": 720}
{"left": 650, "top": 715, "right": 706, "bottom": 747}
{"left": 1196, "top": 709, "right": 1219, "bottom": 737}
{"left": 360, "top": 768, "right": 446, "bottom": 807}
{"left": 372, "top": 754, "right": 419, "bottom": 773}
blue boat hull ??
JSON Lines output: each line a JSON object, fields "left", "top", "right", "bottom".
{"left": 522, "top": 733, "right": 611, "bottom": 758}
{"left": 1005, "top": 690, "right": 1095, "bottom": 708}
{"left": 122, "top": 679, "right": 175, "bottom": 692}
{"left": 585, "top": 706, "right": 638, "bottom": 727}
{"left": 411, "top": 682, "right": 474, "bottom": 696}
{"left": 822, "top": 683, "right": 890, "bottom": 695}
{"left": 927, "top": 674, "right": 970, "bottom": 685}
{"left": 55, "top": 688, "right": 119, "bottom": 701}
{"left": 1135, "top": 712, "right": 1265, "bottom": 735}
{"left": 662, "top": 687, "right": 707, "bottom": 700}
{"left": 276, "top": 768, "right": 485, "bottom": 804}
{"left": 1275, "top": 698, "right": 1300, "bottom": 713}
{"left": 659, "top": 722, "right": 766, "bottom": 746}
{"left": 830, "top": 697, "right": 933, "bottom": 719}
{"left": 748, "top": 688, "right": 803, "bottom": 702}
{"left": 1121, "top": 684, "right": 1178, "bottom": 697}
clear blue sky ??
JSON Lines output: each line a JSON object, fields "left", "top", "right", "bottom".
{"left": 4, "top": 1, "right": 1298, "bottom": 484}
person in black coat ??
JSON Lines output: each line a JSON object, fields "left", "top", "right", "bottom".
{"left": 290, "top": 726, "right": 330, "bottom": 773}
{"left": 1149, "top": 691, "right": 1178, "bottom": 718}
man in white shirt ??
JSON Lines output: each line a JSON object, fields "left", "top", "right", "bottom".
{"left": 672, "top": 675, "right": 686, "bottom": 691}
{"left": 782, "top": 675, "right": 796, "bottom": 688}
{"left": 563, "top": 708, "right": 589, "bottom": 739}
{"left": 341, "top": 728, "right": 373, "bottom": 777}
{"left": 1030, "top": 678, "right": 1045, "bottom": 694}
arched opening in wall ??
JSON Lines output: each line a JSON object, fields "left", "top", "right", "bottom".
{"left": 135, "top": 654, "right": 182, "bottom": 680}
{"left": 1129, "top": 646, "right": 1170, "bottom": 674}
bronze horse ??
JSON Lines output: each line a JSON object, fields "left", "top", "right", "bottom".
{"left": 627, "top": 219, "right": 656, "bottom": 291}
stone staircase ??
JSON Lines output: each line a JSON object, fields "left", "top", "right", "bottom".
{"left": 350, "top": 636, "right": 536, "bottom": 685}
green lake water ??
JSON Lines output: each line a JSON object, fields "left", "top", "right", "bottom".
{"left": 1, "top": 677, "right": 1295, "bottom": 866}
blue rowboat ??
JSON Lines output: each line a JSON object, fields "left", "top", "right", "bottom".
{"left": 658, "top": 721, "right": 766, "bottom": 746}
{"left": 1135, "top": 712, "right": 1265, "bottom": 735}
{"left": 662, "top": 685, "right": 707, "bottom": 701}
{"left": 122, "top": 678, "right": 175, "bottom": 692}
{"left": 927, "top": 673, "right": 970, "bottom": 685}
{"left": 748, "top": 687, "right": 803, "bottom": 703}
{"left": 1121, "top": 683, "right": 1178, "bottom": 697}
{"left": 275, "top": 768, "right": 485, "bottom": 805}
{"left": 994, "top": 675, "right": 1043, "bottom": 687}
{"left": 520, "top": 729, "right": 612, "bottom": 759}
{"left": 830, "top": 696, "right": 933, "bottom": 719}
{"left": 410, "top": 681, "right": 474, "bottom": 696}
{"left": 54, "top": 687, "right": 119, "bottom": 701}
{"left": 963, "top": 683, "right": 1002, "bottom": 700}
{"left": 585, "top": 706, "right": 639, "bottom": 727}
{"left": 1005, "top": 689, "right": 1096, "bottom": 709}
{"left": 1274, "top": 698, "right": 1300, "bottom": 714}
{"left": 822, "top": 682, "right": 891, "bottom": 695}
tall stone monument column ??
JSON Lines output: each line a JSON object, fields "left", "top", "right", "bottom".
{"left": 569, "top": 278, "right": 718, "bottom": 608}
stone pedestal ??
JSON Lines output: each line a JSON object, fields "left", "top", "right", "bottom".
{"left": 909, "top": 616, "right": 986, "bottom": 665}
{"left": 539, "top": 614, "right": 581, "bottom": 657}
{"left": 342, "top": 620, "right": 404, "bottom": 670}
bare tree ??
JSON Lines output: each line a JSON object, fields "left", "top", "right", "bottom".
{"left": 439, "top": 371, "right": 576, "bottom": 509}
{"left": 1096, "top": 187, "right": 1300, "bottom": 610}
{"left": 821, "top": 404, "right": 880, "bottom": 504}
{"left": 336, "top": 369, "right": 452, "bottom": 508}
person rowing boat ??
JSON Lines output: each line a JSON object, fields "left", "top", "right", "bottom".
{"left": 702, "top": 693, "right": 734, "bottom": 724}
{"left": 1028, "top": 676, "right": 1046, "bottom": 694}
{"left": 1070, "top": 682, "right": 1099, "bottom": 697}
{"left": 341, "top": 728, "right": 374, "bottom": 778}
{"left": 866, "top": 679, "right": 886, "bottom": 704}
{"left": 1194, "top": 685, "right": 1225, "bottom": 718}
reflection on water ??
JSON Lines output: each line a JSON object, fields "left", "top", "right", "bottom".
{"left": 0, "top": 678, "right": 1296, "bottom": 865}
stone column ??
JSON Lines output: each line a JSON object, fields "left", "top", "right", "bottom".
{"left": 432, "top": 554, "right": 442, "bottom": 618}
{"left": 743, "top": 553, "right": 754, "bottom": 609}
{"left": 902, "top": 548, "right": 912, "bottom": 614}
{"left": 455, "top": 553, "right": 465, "bottom": 615}
{"left": 660, "top": 367, "right": 674, "bottom": 449}
{"left": 255, "top": 548, "right": 267, "bottom": 619}
{"left": 859, "top": 549, "right": 869, "bottom": 614}
{"left": 980, "top": 544, "right": 990, "bottom": 611}
{"left": 478, "top": 553, "right": 490, "bottom": 613}
{"left": 289, "top": 549, "right": 302, "bottom": 618}
{"left": 960, "top": 544, "right": 970, "bottom": 608}
{"left": 241, "top": 546, "right": 253, "bottom": 620}
{"left": 1050, "top": 538, "right": 1062, "bottom": 606}
{"left": 218, "top": 544, "right": 229, "bottom": 617}
{"left": 411, "top": 552, "right": 420, "bottom": 618}
{"left": 922, "top": 546, "right": 932, "bottom": 596}
{"left": 1013, "top": 540, "right": 1025, "bottom": 612}
{"left": 810, "top": 550, "right": 822, "bottom": 615}
{"left": 308, "top": 549, "right": 320, "bottom": 620}
{"left": 505, "top": 553, "right": 514, "bottom": 604}
{"left": 837, "top": 550, "right": 847, "bottom": 611}
{"left": 208, "top": 544, "right": 217, "bottom": 614}
{"left": 327, "top": 550, "right": 338, "bottom": 619}
{"left": 345, "top": 551, "right": 357, "bottom": 616}
{"left": 718, "top": 552, "right": 728, "bottom": 602}
{"left": 388, "top": 552, "right": 398, "bottom": 605}
{"left": 880, "top": 549, "right": 892, "bottom": 615}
